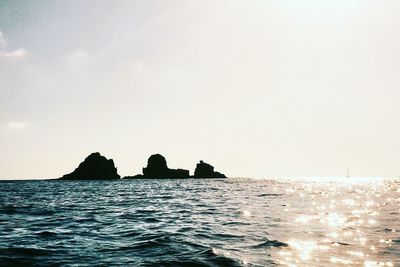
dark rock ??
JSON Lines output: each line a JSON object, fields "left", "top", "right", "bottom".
{"left": 170, "top": 168, "right": 190, "bottom": 178}
{"left": 193, "top": 160, "right": 226, "bottom": 178}
{"left": 143, "top": 154, "right": 168, "bottom": 177}
{"left": 123, "top": 174, "right": 144, "bottom": 179}
{"left": 141, "top": 154, "right": 190, "bottom": 178}
{"left": 60, "top": 152, "right": 120, "bottom": 180}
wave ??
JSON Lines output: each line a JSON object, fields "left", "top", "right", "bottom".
{"left": 251, "top": 239, "right": 288, "bottom": 248}
{"left": 34, "top": 231, "right": 58, "bottom": 238}
{"left": 136, "top": 247, "right": 243, "bottom": 267}
{"left": 257, "top": 193, "right": 283, "bottom": 197}
{"left": 0, "top": 247, "right": 55, "bottom": 256}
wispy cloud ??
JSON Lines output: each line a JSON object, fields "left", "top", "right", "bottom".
{"left": 5, "top": 121, "right": 30, "bottom": 130}
{"left": 0, "top": 48, "right": 26, "bottom": 58}
{"left": 0, "top": 31, "right": 27, "bottom": 59}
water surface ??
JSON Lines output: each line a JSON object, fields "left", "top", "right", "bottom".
{"left": 1, "top": 178, "right": 399, "bottom": 266}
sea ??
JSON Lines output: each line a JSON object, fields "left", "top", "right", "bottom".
{"left": 0, "top": 178, "right": 399, "bottom": 266}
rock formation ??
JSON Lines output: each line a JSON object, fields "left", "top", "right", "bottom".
{"left": 124, "top": 174, "right": 145, "bottom": 179}
{"left": 142, "top": 154, "right": 190, "bottom": 178}
{"left": 60, "top": 152, "right": 120, "bottom": 180}
{"left": 142, "top": 154, "right": 168, "bottom": 177}
{"left": 125, "top": 154, "right": 190, "bottom": 179}
{"left": 193, "top": 160, "right": 226, "bottom": 178}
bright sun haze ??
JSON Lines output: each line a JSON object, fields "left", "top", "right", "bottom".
{"left": 0, "top": 0, "right": 399, "bottom": 179}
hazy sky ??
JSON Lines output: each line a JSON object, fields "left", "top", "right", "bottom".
{"left": 1, "top": 0, "right": 400, "bottom": 179}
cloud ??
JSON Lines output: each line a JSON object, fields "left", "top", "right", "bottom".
{"left": 5, "top": 121, "right": 30, "bottom": 130}
{"left": 0, "top": 48, "right": 26, "bottom": 58}
{"left": 0, "top": 31, "right": 27, "bottom": 59}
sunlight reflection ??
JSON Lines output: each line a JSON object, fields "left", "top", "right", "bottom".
{"left": 287, "top": 240, "right": 330, "bottom": 261}
{"left": 242, "top": 210, "right": 252, "bottom": 217}
{"left": 364, "top": 261, "right": 394, "bottom": 267}
{"left": 325, "top": 212, "right": 346, "bottom": 227}
{"left": 295, "top": 215, "right": 312, "bottom": 223}
{"left": 274, "top": 179, "right": 400, "bottom": 266}
{"left": 330, "top": 256, "right": 353, "bottom": 265}
{"left": 347, "top": 250, "right": 364, "bottom": 257}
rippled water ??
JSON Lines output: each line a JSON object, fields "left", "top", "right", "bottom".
{"left": 1, "top": 178, "right": 399, "bottom": 266}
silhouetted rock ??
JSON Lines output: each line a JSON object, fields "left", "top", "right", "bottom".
{"left": 143, "top": 154, "right": 168, "bottom": 177}
{"left": 141, "top": 154, "right": 190, "bottom": 178}
{"left": 171, "top": 168, "right": 190, "bottom": 178}
{"left": 123, "top": 174, "right": 144, "bottom": 179}
{"left": 193, "top": 160, "right": 226, "bottom": 178}
{"left": 60, "top": 152, "right": 120, "bottom": 180}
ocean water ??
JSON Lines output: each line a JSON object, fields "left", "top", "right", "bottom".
{"left": 0, "top": 178, "right": 399, "bottom": 266}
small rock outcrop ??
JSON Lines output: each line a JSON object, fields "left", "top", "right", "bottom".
{"left": 60, "top": 152, "right": 120, "bottom": 180}
{"left": 124, "top": 174, "right": 144, "bottom": 179}
{"left": 193, "top": 160, "right": 226, "bottom": 178}
{"left": 138, "top": 154, "right": 189, "bottom": 178}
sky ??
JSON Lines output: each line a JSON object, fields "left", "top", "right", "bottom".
{"left": 0, "top": 0, "right": 400, "bottom": 179}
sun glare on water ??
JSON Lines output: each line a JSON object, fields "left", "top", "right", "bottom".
{"left": 272, "top": 177, "right": 398, "bottom": 266}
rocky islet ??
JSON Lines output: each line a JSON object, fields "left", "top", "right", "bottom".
{"left": 60, "top": 152, "right": 226, "bottom": 180}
